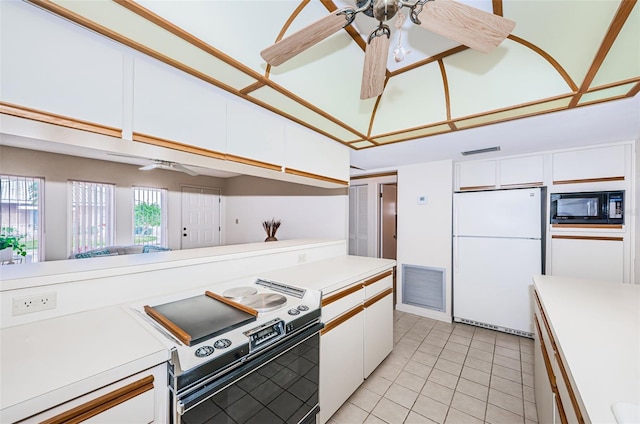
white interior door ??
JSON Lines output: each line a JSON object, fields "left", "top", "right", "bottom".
{"left": 181, "top": 186, "right": 220, "bottom": 249}
{"left": 348, "top": 185, "right": 368, "bottom": 256}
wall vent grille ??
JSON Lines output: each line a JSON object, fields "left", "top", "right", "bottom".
{"left": 402, "top": 265, "right": 445, "bottom": 312}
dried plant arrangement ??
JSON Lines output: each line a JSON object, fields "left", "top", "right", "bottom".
{"left": 262, "top": 218, "right": 281, "bottom": 242}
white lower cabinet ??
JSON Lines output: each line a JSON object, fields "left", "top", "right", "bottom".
{"left": 364, "top": 290, "right": 393, "bottom": 378}
{"left": 319, "top": 308, "right": 365, "bottom": 424}
{"left": 319, "top": 270, "right": 394, "bottom": 424}
{"left": 534, "top": 289, "right": 586, "bottom": 424}
{"left": 550, "top": 235, "right": 625, "bottom": 282}
{"left": 21, "top": 364, "right": 166, "bottom": 424}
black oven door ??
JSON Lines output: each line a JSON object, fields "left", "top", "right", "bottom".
{"left": 174, "top": 322, "right": 322, "bottom": 424}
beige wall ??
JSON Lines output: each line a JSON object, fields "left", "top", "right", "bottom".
{"left": 1, "top": 145, "right": 348, "bottom": 260}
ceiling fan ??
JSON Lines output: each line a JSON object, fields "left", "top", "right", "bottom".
{"left": 106, "top": 153, "right": 200, "bottom": 176}
{"left": 261, "top": 0, "right": 515, "bottom": 100}
{"left": 139, "top": 160, "right": 200, "bottom": 176}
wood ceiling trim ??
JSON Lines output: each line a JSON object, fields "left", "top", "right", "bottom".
{"left": 252, "top": 81, "right": 368, "bottom": 140}
{"left": 588, "top": 77, "right": 640, "bottom": 93}
{"left": 389, "top": 46, "right": 468, "bottom": 77}
{"left": 240, "top": 81, "right": 266, "bottom": 95}
{"left": 492, "top": 0, "right": 504, "bottom": 16}
{"left": 508, "top": 34, "right": 578, "bottom": 92}
{"left": 133, "top": 132, "right": 226, "bottom": 160}
{"left": 113, "top": 0, "right": 260, "bottom": 81}
{"left": 629, "top": 81, "right": 640, "bottom": 97}
{"left": 569, "top": 0, "right": 637, "bottom": 108}
{"left": 437, "top": 59, "right": 454, "bottom": 127}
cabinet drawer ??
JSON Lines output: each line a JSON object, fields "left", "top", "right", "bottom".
{"left": 363, "top": 271, "right": 393, "bottom": 299}
{"left": 322, "top": 285, "right": 364, "bottom": 323}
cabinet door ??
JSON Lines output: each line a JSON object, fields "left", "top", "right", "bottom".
{"left": 1, "top": 1, "right": 124, "bottom": 128}
{"left": 456, "top": 161, "right": 496, "bottom": 191}
{"left": 133, "top": 55, "right": 227, "bottom": 153}
{"left": 319, "top": 309, "right": 364, "bottom": 424}
{"left": 226, "top": 98, "right": 284, "bottom": 166}
{"left": 552, "top": 145, "right": 626, "bottom": 184}
{"left": 499, "top": 155, "right": 544, "bottom": 187}
{"left": 550, "top": 236, "right": 624, "bottom": 282}
{"left": 364, "top": 291, "right": 393, "bottom": 377}
{"left": 284, "top": 124, "right": 350, "bottom": 183}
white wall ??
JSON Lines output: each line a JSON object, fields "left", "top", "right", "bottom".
{"left": 395, "top": 160, "right": 453, "bottom": 321}
{"left": 223, "top": 175, "right": 348, "bottom": 244}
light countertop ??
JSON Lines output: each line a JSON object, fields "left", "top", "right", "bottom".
{"left": 533, "top": 275, "right": 640, "bottom": 423}
{"left": 259, "top": 255, "right": 396, "bottom": 294}
{"left": 0, "top": 306, "right": 169, "bottom": 423}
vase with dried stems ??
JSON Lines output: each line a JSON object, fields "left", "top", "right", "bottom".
{"left": 262, "top": 219, "right": 281, "bottom": 242}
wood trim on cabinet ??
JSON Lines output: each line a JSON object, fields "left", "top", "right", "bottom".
{"left": 205, "top": 291, "right": 259, "bottom": 316}
{"left": 553, "top": 176, "right": 624, "bottom": 185}
{"left": 364, "top": 287, "right": 393, "bottom": 308}
{"left": 132, "top": 132, "right": 226, "bottom": 160}
{"left": 321, "top": 284, "right": 363, "bottom": 307}
{"left": 41, "top": 375, "right": 154, "bottom": 424}
{"left": 459, "top": 185, "right": 496, "bottom": 191}
{"left": 224, "top": 153, "right": 282, "bottom": 172}
{"left": 534, "top": 291, "right": 557, "bottom": 352}
{"left": 0, "top": 102, "right": 122, "bottom": 138}
{"left": 363, "top": 270, "right": 393, "bottom": 287}
{"left": 350, "top": 171, "right": 397, "bottom": 180}
{"left": 321, "top": 305, "right": 364, "bottom": 335}
{"left": 554, "top": 351, "right": 586, "bottom": 424}
{"left": 284, "top": 167, "right": 349, "bottom": 186}
{"left": 534, "top": 315, "right": 556, "bottom": 388}
{"left": 551, "top": 235, "right": 623, "bottom": 242}
{"left": 552, "top": 224, "right": 623, "bottom": 230}
{"left": 500, "top": 182, "right": 544, "bottom": 188}
{"left": 144, "top": 304, "right": 192, "bottom": 345}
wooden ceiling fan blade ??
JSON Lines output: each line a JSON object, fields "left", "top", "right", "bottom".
{"left": 261, "top": 10, "right": 352, "bottom": 66}
{"left": 417, "top": 0, "right": 515, "bottom": 53}
{"left": 360, "top": 33, "right": 390, "bottom": 100}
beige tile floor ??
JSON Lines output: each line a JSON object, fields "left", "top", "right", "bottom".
{"left": 328, "top": 310, "right": 537, "bottom": 424}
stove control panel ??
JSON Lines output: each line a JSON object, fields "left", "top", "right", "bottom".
{"left": 244, "top": 318, "right": 285, "bottom": 352}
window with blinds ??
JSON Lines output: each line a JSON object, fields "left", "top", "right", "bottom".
{"left": 0, "top": 175, "right": 43, "bottom": 262}
{"left": 69, "top": 181, "right": 114, "bottom": 254}
{"left": 133, "top": 187, "right": 167, "bottom": 247}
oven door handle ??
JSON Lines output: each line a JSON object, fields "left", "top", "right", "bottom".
{"left": 176, "top": 321, "right": 323, "bottom": 415}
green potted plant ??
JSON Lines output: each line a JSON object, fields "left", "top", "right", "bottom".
{"left": 0, "top": 232, "right": 27, "bottom": 264}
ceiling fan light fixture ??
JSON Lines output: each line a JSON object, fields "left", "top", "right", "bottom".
{"left": 461, "top": 146, "right": 501, "bottom": 156}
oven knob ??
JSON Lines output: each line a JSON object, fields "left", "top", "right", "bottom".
{"left": 297, "top": 305, "right": 309, "bottom": 311}
{"left": 195, "top": 345, "right": 215, "bottom": 358}
{"left": 288, "top": 308, "right": 300, "bottom": 315}
{"left": 214, "top": 338, "right": 232, "bottom": 349}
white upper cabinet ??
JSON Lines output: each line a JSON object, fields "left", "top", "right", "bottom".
{"left": 552, "top": 145, "right": 626, "bottom": 183}
{"left": 284, "top": 124, "right": 350, "bottom": 182}
{"left": 0, "top": 1, "right": 124, "bottom": 129}
{"left": 226, "top": 99, "right": 284, "bottom": 166}
{"left": 455, "top": 160, "right": 496, "bottom": 190}
{"left": 499, "top": 155, "right": 544, "bottom": 187}
{"left": 132, "top": 56, "right": 227, "bottom": 153}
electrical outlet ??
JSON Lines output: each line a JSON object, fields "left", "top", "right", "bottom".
{"left": 13, "top": 292, "right": 57, "bottom": 316}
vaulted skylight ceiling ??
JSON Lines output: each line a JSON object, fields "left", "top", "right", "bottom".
{"left": 30, "top": 0, "right": 640, "bottom": 152}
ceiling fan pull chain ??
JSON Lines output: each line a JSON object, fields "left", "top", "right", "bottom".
{"left": 393, "top": 10, "right": 411, "bottom": 62}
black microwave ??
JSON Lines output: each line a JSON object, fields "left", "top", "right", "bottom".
{"left": 550, "top": 190, "right": 624, "bottom": 224}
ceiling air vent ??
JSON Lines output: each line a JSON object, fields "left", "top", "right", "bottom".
{"left": 461, "top": 146, "right": 501, "bottom": 156}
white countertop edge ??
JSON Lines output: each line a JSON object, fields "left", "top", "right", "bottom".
{"left": 0, "top": 239, "right": 344, "bottom": 290}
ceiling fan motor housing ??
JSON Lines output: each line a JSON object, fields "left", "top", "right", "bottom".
{"left": 357, "top": 0, "right": 400, "bottom": 21}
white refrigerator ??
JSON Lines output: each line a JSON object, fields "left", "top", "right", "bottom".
{"left": 453, "top": 187, "right": 545, "bottom": 336}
